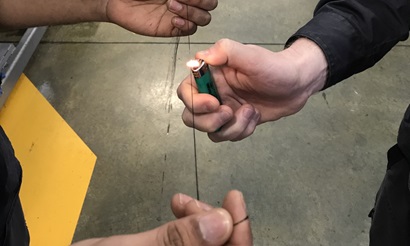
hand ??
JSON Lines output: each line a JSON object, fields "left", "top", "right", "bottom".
{"left": 177, "top": 38, "right": 328, "bottom": 142}
{"left": 171, "top": 190, "right": 252, "bottom": 245}
{"left": 71, "top": 190, "right": 252, "bottom": 246}
{"left": 105, "top": 0, "right": 218, "bottom": 37}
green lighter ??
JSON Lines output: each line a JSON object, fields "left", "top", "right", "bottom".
{"left": 187, "top": 59, "right": 222, "bottom": 104}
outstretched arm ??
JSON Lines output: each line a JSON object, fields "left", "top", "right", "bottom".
{"left": 71, "top": 190, "right": 252, "bottom": 246}
{"left": 0, "top": 0, "right": 218, "bottom": 36}
{"left": 0, "top": 0, "right": 107, "bottom": 29}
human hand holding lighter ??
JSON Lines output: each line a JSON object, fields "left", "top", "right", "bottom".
{"left": 178, "top": 38, "right": 327, "bottom": 142}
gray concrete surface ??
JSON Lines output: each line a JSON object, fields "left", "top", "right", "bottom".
{"left": 2, "top": 0, "right": 410, "bottom": 245}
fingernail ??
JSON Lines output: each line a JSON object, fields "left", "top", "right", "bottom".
{"left": 173, "top": 18, "right": 185, "bottom": 27}
{"left": 243, "top": 107, "right": 254, "bottom": 120}
{"left": 255, "top": 110, "right": 261, "bottom": 122}
{"left": 169, "top": 0, "right": 183, "bottom": 11}
{"left": 193, "top": 199, "right": 201, "bottom": 208}
{"left": 239, "top": 191, "right": 247, "bottom": 210}
{"left": 197, "top": 50, "right": 210, "bottom": 57}
{"left": 199, "top": 210, "right": 230, "bottom": 243}
{"left": 191, "top": 198, "right": 213, "bottom": 211}
{"left": 178, "top": 193, "right": 192, "bottom": 205}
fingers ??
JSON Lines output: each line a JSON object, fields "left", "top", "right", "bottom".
{"left": 222, "top": 190, "right": 253, "bottom": 246}
{"left": 72, "top": 209, "right": 233, "bottom": 246}
{"left": 152, "top": 208, "right": 233, "bottom": 246}
{"left": 182, "top": 105, "right": 233, "bottom": 132}
{"left": 176, "top": 0, "right": 218, "bottom": 11}
{"left": 208, "top": 105, "right": 260, "bottom": 142}
{"left": 168, "top": 0, "right": 215, "bottom": 27}
{"left": 178, "top": 76, "right": 260, "bottom": 140}
{"left": 195, "top": 39, "right": 275, "bottom": 77}
{"left": 73, "top": 191, "right": 250, "bottom": 246}
{"left": 168, "top": 0, "right": 217, "bottom": 36}
{"left": 178, "top": 74, "right": 233, "bottom": 132}
{"left": 195, "top": 39, "right": 250, "bottom": 68}
{"left": 177, "top": 75, "right": 221, "bottom": 114}
{"left": 179, "top": 93, "right": 260, "bottom": 139}
{"left": 171, "top": 193, "right": 213, "bottom": 218}
{"left": 171, "top": 18, "right": 197, "bottom": 36}
{"left": 166, "top": 191, "right": 252, "bottom": 245}
{"left": 87, "top": 208, "right": 233, "bottom": 246}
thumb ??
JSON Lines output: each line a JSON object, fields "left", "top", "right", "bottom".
{"left": 195, "top": 39, "right": 249, "bottom": 69}
{"left": 142, "top": 208, "right": 233, "bottom": 246}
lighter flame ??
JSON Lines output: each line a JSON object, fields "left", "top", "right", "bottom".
{"left": 186, "top": 59, "right": 200, "bottom": 68}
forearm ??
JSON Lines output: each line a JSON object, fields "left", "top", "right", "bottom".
{"left": 70, "top": 234, "right": 143, "bottom": 246}
{"left": 0, "top": 0, "right": 109, "bottom": 29}
{"left": 287, "top": 0, "right": 410, "bottom": 88}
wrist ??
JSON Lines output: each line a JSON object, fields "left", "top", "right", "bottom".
{"left": 97, "top": 0, "right": 110, "bottom": 22}
{"left": 0, "top": 0, "right": 110, "bottom": 29}
{"left": 284, "top": 38, "right": 328, "bottom": 96}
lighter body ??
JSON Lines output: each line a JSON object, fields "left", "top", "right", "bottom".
{"left": 191, "top": 59, "right": 222, "bottom": 104}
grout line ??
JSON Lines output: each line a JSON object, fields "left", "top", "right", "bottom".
{"left": 2, "top": 41, "right": 410, "bottom": 47}
{"left": 10, "top": 41, "right": 288, "bottom": 46}
{"left": 32, "top": 41, "right": 410, "bottom": 48}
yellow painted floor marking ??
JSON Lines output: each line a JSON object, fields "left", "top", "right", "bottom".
{"left": 0, "top": 74, "right": 96, "bottom": 246}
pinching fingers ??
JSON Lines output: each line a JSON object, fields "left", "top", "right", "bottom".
{"left": 208, "top": 105, "right": 259, "bottom": 142}
{"left": 176, "top": 0, "right": 218, "bottom": 11}
{"left": 171, "top": 193, "right": 213, "bottom": 218}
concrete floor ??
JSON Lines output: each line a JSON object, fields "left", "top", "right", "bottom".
{"left": 2, "top": 0, "right": 410, "bottom": 245}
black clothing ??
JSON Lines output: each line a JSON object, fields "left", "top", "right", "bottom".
{"left": 0, "top": 127, "right": 29, "bottom": 246}
{"left": 287, "top": 0, "right": 410, "bottom": 89}
{"left": 398, "top": 105, "right": 410, "bottom": 162}
{"left": 287, "top": 0, "right": 410, "bottom": 245}
{"left": 369, "top": 145, "right": 410, "bottom": 245}
{"left": 369, "top": 107, "right": 410, "bottom": 246}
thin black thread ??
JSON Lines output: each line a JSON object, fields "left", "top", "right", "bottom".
{"left": 233, "top": 215, "right": 249, "bottom": 226}
{"left": 164, "top": 36, "right": 180, "bottom": 105}
{"left": 187, "top": 7, "right": 191, "bottom": 53}
{"left": 191, "top": 76, "right": 199, "bottom": 201}
{"left": 185, "top": 3, "right": 199, "bottom": 201}
{"left": 161, "top": 36, "right": 180, "bottom": 224}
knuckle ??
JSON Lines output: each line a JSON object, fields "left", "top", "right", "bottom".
{"left": 160, "top": 221, "right": 195, "bottom": 246}
{"left": 176, "top": 86, "right": 183, "bottom": 100}
{"left": 216, "top": 38, "right": 232, "bottom": 49}
{"left": 181, "top": 110, "right": 194, "bottom": 127}
{"left": 240, "top": 129, "right": 255, "bottom": 140}
{"left": 206, "top": 119, "right": 223, "bottom": 133}
{"left": 208, "top": 133, "right": 222, "bottom": 143}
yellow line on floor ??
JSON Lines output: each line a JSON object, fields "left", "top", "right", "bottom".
{"left": 0, "top": 74, "right": 96, "bottom": 246}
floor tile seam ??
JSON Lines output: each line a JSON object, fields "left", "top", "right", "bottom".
{"left": 32, "top": 41, "right": 287, "bottom": 46}
{"left": 1, "top": 40, "right": 410, "bottom": 47}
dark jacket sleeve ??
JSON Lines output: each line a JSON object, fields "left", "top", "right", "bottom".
{"left": 286, "top": 0, "right": 410, "bottom": 88}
